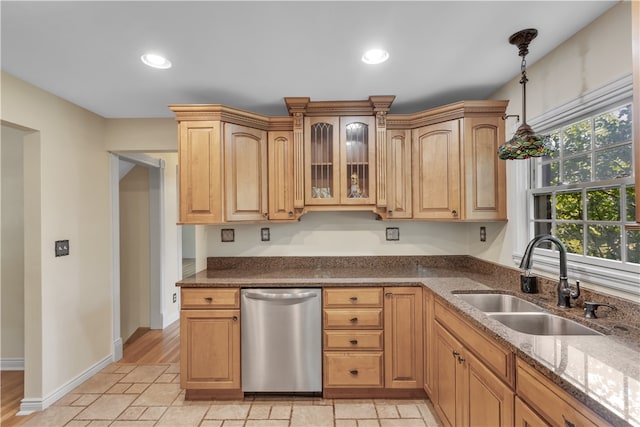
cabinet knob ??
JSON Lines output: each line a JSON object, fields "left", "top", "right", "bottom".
{"left": 451, "top": 210, "right": 458, "bottom": 217}
{"left": 349, "top": 339, "right": 358, "bottom": 345}
{"left": 388, "top": 210, "right": 393, "bottom": 216}
{"left": 263, "top": 213, "right": 268, "bottom": 218}
{"left": 204, "top": 297, "right": 213, "bottom": 303}
{"left": 457, "top": 356, "right": 465, "bottom": 364}
{"left": 350, "top": 317, "right": 358, "bottom": 323}
{"left": 452, "top": 351, "right": 460, "bottom": 358}
{"left": 288, "top": 211, "right": 294, "bottom": 217}
{"left": 232, "top": 316, "right": 238, "bottom": 321}
{"left": 385, "top": 292, "right": 393, "bottom": 298}
{"left": 349, "top": 370, "right": 359, "bottom": 375}
{"left": 349, "top": 296, "right": 358, "bottom": 302}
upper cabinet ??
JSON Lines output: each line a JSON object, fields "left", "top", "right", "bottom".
{"left": 171, "top": 98, "right": 508, "bottom": 224}
{"left": 305, "top": 116, "right": 376, "bottom": 206}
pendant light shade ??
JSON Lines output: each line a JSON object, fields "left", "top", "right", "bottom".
{"left": 498, "top": 29, "right": 557, "bottom": 160}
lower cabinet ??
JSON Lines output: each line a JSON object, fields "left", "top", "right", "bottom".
{"left": 180, "top": 288, "right": 241, "bottom": 398}
{"left": 515, "top": 396, "right": 550, "bottom": 427}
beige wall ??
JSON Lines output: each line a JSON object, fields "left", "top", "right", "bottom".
{"left": 105, "top": 119, "right": 177, "bottom": 152}
{"left": 1, "top": 72, "right": 111, "bottom": 400}
{"left": 1, "top": 125, "right": 25, "bottom": 360}
{"left": 119, "top": 166, "right": 150, "bottom": 342}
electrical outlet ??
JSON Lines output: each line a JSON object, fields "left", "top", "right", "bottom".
{"left": 480, "top": 226, "right": 487, "bottom": 242}
{"left": 261, "top": 227, "right": 270, "bottom": 242}
{"left": 55, "top": 240, "right": 69, "bottom": 257}
{"left": 385, "top": 227, "right": 400, "bottom": 241}
{"left": 172, "top": 293, "right": 177, "bottom": 303}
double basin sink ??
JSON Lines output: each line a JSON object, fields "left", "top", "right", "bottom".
{"left": 456, "top": 293, "right": 602, "bottom": 336}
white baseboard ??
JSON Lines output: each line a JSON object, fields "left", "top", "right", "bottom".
{"left": 163, "top": 310, "right": 179, "bottom": 328}
{"left": 20, "top": 354, "right": 113, "bottom": 413}
{"left": 1, "top": 357, "right": 25, "bottom": 371}
{"left": 113, "top": 337, "right": 123, "bottom": 362}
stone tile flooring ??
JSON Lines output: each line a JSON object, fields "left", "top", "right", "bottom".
{"left": 21, "top": 363, "right": 442, "bottom": 426}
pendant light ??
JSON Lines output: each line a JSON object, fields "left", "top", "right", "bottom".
{"left": 498, "top": 29, "right": 556, "bottom": 160}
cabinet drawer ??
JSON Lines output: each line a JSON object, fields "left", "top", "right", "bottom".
{"left": 323, "top": 288, "right": 383, "bottom": 307}
{"left": 324, "top": 330, "right": 384, "bottom": 351}
{"left": 324, "top": 352, "right": 384, "bottom": 387}
{"left": 324, "top": 308, "right": 383, "bottom": 329}
{"left": 517, "top": 359, "right": 607, "bottom": 427}
{"left": 435, "top": 298, "right": 514, "bottom": 387}
{"left": 181, "top": 288, "right": 239, "bottom": 309}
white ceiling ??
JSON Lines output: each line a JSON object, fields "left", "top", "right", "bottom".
{"left": 1, "top": 1, "right": 618, "bottom": 119}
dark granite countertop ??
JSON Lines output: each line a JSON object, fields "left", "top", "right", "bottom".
{"left": 177, "top": 256, "right": 640, "bottom": 426}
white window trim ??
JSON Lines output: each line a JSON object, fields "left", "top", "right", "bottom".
{"left": 513, "top": 74, "right": 639, "bottom": 299}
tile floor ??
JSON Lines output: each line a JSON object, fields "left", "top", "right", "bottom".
{"left": 20, "top": 363, "right": 442, "bottom": 427}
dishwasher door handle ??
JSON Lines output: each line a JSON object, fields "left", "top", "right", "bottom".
{"left": 244, "top": 291, "right": 318, "bottom": 301}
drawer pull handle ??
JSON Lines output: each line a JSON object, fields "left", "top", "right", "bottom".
{"left": 349, "top": 339, "right": 358, "bottom": 345}
{"left": 204, "top": 297, "right": 213, "bottom": 303}
{"left": 288, "top": 211, "right": 294, "bottom": 217}
{"left": 385, "top": 292, "right": 393, "bottom": 298}
{"left": 349, "top": 370, "right": 359, "bottom": 375}
{"left": 452, "top": 351, "right": 460, "bottom": 358}
{"left": 232, "top": 316, "right": 238, "bottom": 321}
{"left": 457, "top": 356, "right": 465, "bottom": 364}
{"left": 563, "top": 416, "right": 576, "bottom": 427}
{"left": 349, "top": 296, "right": 358, "bottom": 302}
{"left": 350, "top": 317, "right": 358, "bottom": 323}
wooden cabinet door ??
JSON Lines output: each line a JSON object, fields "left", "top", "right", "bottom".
{"left": 461, "top": 116, "right": 506, "bottom": 220}
{"left": 386, "top": 129, "right": 412, "bottom": 218}
{"left": 224, "top": 124, "right": 268, "bottom": 221}
{"left": 340, "top": 116, "right": 376, "bottom": 205}
{"left": 412, "top": 120, "right": 461, "bottom": 220}
{"left": 178, "top": 121, "right": 223, "bottom": 223}
{"left": 423, "top": 288, "right": 435, "bottom": 398}
{"left": 268, "top": 131, "right": 295, "bottom": 220}
{"left": 180, "top": 309, "right": 240, "bottom": 390}
{"left": 434, "top": 322, "right": 464, "bottom": 427}
{"left": 384, "top": 287, "right": 423, "bottom": 389}
{"left": 464, "top": 351, "right": 514, "bottom": 427}
{"left": 515, "top": 397, "right": 550, "bottom": 427}
{"left": 305, "top": 117, "right": 340, "bottom": 205}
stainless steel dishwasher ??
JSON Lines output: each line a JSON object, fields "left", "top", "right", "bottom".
{"left": 241, "top": 288, "right": 322, "bottom": 392}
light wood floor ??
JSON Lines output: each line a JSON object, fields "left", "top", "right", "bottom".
{"left": 0, "top": 320, "right": 179, "bottom": 426}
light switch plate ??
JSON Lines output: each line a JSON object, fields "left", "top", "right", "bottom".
{"left": 261, "top": 227, "right": 270, "bottom": 242}
{"left": 221, "top": 229, "right": 235, "bottom": 242}
{"left": 385, "top": 227, "right": 400, "bottom": 241}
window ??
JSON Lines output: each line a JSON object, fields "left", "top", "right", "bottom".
{"left": 528, "top": 98, "right": 638, "bottom": 294}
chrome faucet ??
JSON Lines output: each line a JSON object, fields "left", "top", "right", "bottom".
{"left": 519, "top": 234, "right": 580, "bottom": 308}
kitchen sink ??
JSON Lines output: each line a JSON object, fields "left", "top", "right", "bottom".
{"left": 488, "top": 313, "right": 603, "bottom": 336}
{"left": 456, "top": 293, "right": 545, "bottom": 313}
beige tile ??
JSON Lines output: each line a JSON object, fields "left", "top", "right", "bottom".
{"left": 269, "top": 404, "right": 292, "bottom": 419}
{"left": 417, "top": 402, "right": 442, "bottom": 426}
{"left": 380, "top": 419, "right": 426, "bottom": 427}
{"left": 375, "top": 403, "right": 399, "bottom": 418}
{"left": 53, "top": 393, "right": 83, "bottom": 406}
{"left": 221, "top": 421, "right": 245, "bottom": 427}
{"left": 114, "top": 365, "right": 137, "bottom": 373}
{"left": 155, "top": 373, "right": 177, "bottom": 383}
{"left": 125, "top": 383, "right": 149, "bottom": 394}
{"left": 120, "top": 365, "right": 168, "bottom": 383}
{"left": 139, "top": 406, "right": 167, "bottom": 420}
{"left": 205, "top": 403, "right": 251, "bottom": 420}
{"left": 199, "top": 421, "right": 223, "bottom": 427}
{"left": 397, "top": 404, "right": 422, "bottom": 418}
{"left": 247, "top": 404, "right": 270, "bottom": 419}
{"left": 107, "top": 383, "right": 131, "bottom": 394}
{"left": 335, "top": 402, "right": 377, "bottom": 419}
{"left": 110, "top": 421, "right": 156, "bottom": 427}
{"left": 336, "top": 420, "right": 358, "bottom": 427}
{"left": 86, "top": 421, "right": 112, "bottom": 426}
{"left": 71, "top": 394, "right": 100, "bottom": 406}
{"left": 358, "top": 420, "right": 381, "bottom": 427}
{"left": 22, "top": 406, "right": 82, "bottom": 427}
{"left": 100, "top": 363, "right": 121, "bottom": 373}
{"left": 245, "top": 420, "right": 290, "bottom": 427}
{"left": 154, "top": 406, "right": 208, "bottom": 427}
{"left": 72, "top": 373, "right": 125, "bottom": 394}
{"left": 290, "top": 405, "right": 334, "bottom": 427}
{"left": 165, "top": 363, "right": 180, "bottom": 374}
{"left": 64, "top": 420, "right": 90, "bottom": 427}
{"left": 118, "top": 406, "right": 146, "bottom": 420}
{"left": 75, "top": 394, "right": 137, "bottom": 420}
{"left": 132, "top": 383, "right": 181, "bottom": 406}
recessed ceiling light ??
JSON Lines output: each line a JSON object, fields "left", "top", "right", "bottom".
{"left": 141, "top": 53, "right": 172, "bottom": 69}
{"left": 361, "top": 48, "right": 389, "bottom": 65}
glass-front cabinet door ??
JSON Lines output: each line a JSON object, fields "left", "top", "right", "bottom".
{"left": 340, "top": 116, "right": 375, "bottom": 205}
{"left": 304, "top": 116, "right": 375, "bottom": 205}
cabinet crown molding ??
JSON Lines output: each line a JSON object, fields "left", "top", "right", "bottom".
{"left": 284, "top": 96, "right": 395, "bottom": 117}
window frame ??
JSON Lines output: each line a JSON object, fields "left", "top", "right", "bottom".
{"left": 518, "top": 75, "right": 639, "bottom": 297}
